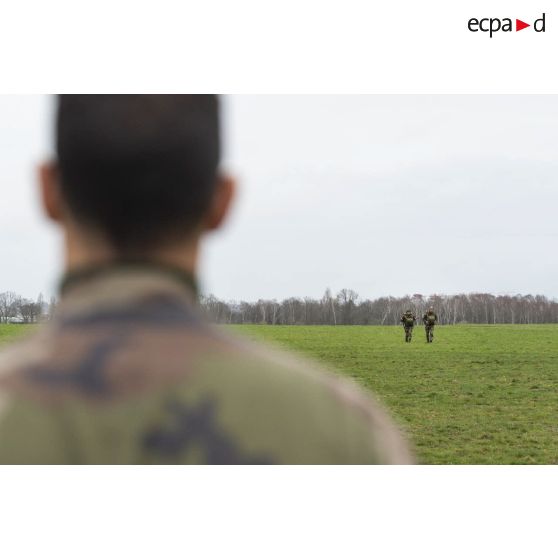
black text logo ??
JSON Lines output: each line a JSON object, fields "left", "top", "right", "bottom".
{"left": 468, "top": 13, "right": 546, "bottom": 37}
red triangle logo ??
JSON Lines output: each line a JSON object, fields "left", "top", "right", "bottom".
{"left": 516, "top": 19, "right": 530, "bottom": 31}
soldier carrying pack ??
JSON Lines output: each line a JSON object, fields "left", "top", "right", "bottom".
{"left": 400, "top": 310, "right": 417, "bottom": 343}
{"left": 422, "top": 307, "right": 438, "bottom": 343}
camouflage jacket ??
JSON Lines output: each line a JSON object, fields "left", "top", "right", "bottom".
{"left": 0, "top": 264, "right": 413, "bottom": 464}
{"left": 400, "top": 313, "right": 416, "bottom": 326}
{"left": 423, "top": 312, "right": 438, "bottom": 325}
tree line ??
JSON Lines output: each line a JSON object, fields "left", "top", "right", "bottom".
{"left": 2, "top": 289, "right": 557, "bottom": 326}
{"left": 0, "top": 292, "right": 56, "bottom": 323}
{"left": 200, "top": 289, "right": 558, "bottom": 325}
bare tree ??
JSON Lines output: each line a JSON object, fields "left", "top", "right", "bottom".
{"left": 0, "top": 291, "right": 20, "bottom": 323}
{"left": 321, "top": 288, "right": 337, "bottom": 325}
{"left": 337, "top": 289, "right": 359, "bottom": 325}
{"left": 18, "top": 298, "right": 42, "bottom": 323}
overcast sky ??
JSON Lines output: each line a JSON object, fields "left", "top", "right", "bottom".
{"left": 1, "top": 95, "right": 557, "bottom": 301}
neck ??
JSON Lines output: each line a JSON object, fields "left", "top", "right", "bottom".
{"left": 64, "top": 229, "right": 200, "bottom": 277}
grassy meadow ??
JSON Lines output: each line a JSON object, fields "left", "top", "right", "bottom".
{"left": 0, "top": 324, "right": 36, "bottom": 346}
{"left": 1, "top": 322, "right": 557, "bottom": 464}
{"left": 230, "top": 324, "right": 558, "bottom": 464}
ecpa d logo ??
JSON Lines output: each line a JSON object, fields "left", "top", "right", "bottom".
{"left": 468, "top": 13, "right": 546, "bottom": 37}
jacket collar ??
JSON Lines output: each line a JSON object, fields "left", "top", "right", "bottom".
{"left": 55, "top": 261, "right": 199, "bottom": 322}
{"left": 60, "top": 261, "right": 198, "bottom": 297}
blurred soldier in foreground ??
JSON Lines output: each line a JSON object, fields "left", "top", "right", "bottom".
{"left": 0, "top": 95, "right": 412, "bottom": 464}
{"left": 400, "top": 310, "right": 416, "bottom": 343}
{"left": 422, "top": 307, "right": 438, "bottom": 343}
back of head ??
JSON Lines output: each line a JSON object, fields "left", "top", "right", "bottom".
{"left": 56, "top": 95, "right": 220, "bottom": 254}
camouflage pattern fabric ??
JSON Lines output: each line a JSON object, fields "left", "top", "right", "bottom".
{"left": 0, "top": 265, "right": 413, "bottom": 464}
{"left": 400, "top": 313, "right": 416, "bottom": 343}
{"left": 422, "top": 311, "right": 438, "bottom": 343}
{"left": 403, "top": 326, "right": 413, "bottom": 343}
{"left": 424, "top": 325, "right": 434, "bottom": 343}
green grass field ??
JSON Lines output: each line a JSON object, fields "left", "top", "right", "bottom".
{"left": 0, "top": 324, "right": 36, "bottom": 346}
{"left": 2, "top": 323, "right": 557, "bottom": 464}
{"left": 229, "top": 324, "right": 558, "bottom": 464}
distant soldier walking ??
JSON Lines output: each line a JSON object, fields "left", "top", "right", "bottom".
{"left": 423, "top": 307, "right": 438, "bottom": 343}
{"left": 400, "top": 310, "right": 417, "bottom": 343}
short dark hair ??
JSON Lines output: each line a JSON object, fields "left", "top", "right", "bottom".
{"left": 56, "top": 94, "right": 220, "bottom": 253}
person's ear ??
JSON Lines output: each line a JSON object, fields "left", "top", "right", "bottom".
{"left": 38, "top": 161, "right": 64, "bottom": 223}
{"left": 204, "top": 174, "right": 236, "bottom": 231}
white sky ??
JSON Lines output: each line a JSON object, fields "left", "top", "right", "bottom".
{"left": 1, "top": 95, "right": 557, "bottom": 301}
